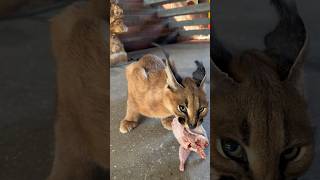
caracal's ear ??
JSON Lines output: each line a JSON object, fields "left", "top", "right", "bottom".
{"left": 165, "top": 59, "right": 183, "bottom": 91}
{"left": 211, "top": 28, "right": 239, "bottom": 92}
{"left": 152, "top": 42, "right": 183, "bottom": 91}
{"left": 265, "top": 0, "right": 308, "bottom": 94}
{"left": 192, "top": 60, "right": 206, "bottom": 88}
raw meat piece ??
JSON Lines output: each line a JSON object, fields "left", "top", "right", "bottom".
{"left": 172, "top": 117, "right": 208, "bottom": 171}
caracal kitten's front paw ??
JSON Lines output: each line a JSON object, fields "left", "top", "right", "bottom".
{"left": 161, "top": 116, "right": 174, "bottom": 130}
{"left": 119, "top": 119, "right": 138, "bottom": 133}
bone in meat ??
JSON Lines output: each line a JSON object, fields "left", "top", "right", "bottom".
{"left": 171, "top": 117, "right": 208, "bottom": 171}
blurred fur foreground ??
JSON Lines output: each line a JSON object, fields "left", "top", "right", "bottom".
{"left": 49, "top": 0, "right": 108, "bottom": 179}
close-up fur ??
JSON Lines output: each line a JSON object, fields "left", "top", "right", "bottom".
{"left": 211, "top": 0, "right": 314, "bottom": 179}
{"left": 48, "top": 0, "right": 108, "bottom": 179}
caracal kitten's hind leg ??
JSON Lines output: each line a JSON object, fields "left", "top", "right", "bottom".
{"left": 119, "top": 97, "right": 140, "bottom": 133}
{"left": 161, "top": 116, "right": 174, "bottom": 130}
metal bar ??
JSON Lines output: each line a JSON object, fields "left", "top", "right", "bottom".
{"left": 178, "top": 29, "right": 210, "bottom": 37}
{"left": 168, "top": 17, "right": 209, "bottom": 28}
{"left": 158, "top": 3, "right": 209, "bottom": 18}
{"left": 144, "top": 0, "right": 185, "bottom": 6}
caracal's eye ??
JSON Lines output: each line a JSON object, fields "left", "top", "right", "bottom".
{"left": 178, "top": 105, "right": 187, "bottom": 113}
{"left": 199, "top": 107, "right": 206, "bottom": 113}
{"left": 217, "top": 138, "right": 247, "bottom": 163}
{"left": 282, "top": 147, "right": 301, "bottom": 161}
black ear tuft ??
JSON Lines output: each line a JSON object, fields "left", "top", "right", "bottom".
{"left": 192, "top": 60, "right": 206, "bottom": 86}
{"left": 210, "top": 28, "right": 233, "bottom": 74}
{"left": 264, "top": 0, "right": 307, "bottom": 81}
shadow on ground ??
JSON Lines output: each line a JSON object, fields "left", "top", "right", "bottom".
{"left": 0, "top": 10, "right": 56, "bottom": 180}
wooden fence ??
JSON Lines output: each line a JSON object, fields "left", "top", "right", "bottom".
{"left": 118, "top": 0, "right": 210, "bottom": 51}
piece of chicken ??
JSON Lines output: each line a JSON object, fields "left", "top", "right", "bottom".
{"left": 171, "top": 117, "right": 208, "bottom": 171}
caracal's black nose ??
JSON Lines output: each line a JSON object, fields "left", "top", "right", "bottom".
{"left": 188, "top": 123, "right": 197, "bottom": 129}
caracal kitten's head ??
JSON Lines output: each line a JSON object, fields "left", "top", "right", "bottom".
{"left": 162, "top": 54, "right": 208, "bottom": 129}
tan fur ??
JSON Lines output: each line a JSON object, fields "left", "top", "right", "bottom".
{"left": 48, "top": 1, "right": 108, "bottom": 179}
{"left": 119, "top": 53, "right": 208, "bottom": 133}
{"left": 212, "top": 52, "right": 313, "bottom": 180}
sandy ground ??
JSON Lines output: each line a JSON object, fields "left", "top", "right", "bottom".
{"left": 110, "top": 43, "right": 210, "bottom": 180}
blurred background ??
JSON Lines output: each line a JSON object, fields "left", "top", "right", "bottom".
{"left": 118, "top": 0, "right": 210, "bottom": 51}
{"left": 0, "top": 0, "right": 76, "bottom": 179}
{"left": 110, "top": 0, "right": 210, "bottom": 66}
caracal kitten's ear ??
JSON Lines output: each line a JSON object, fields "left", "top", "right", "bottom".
{"left": 165, "top": 59, "right": 183, "bottom": 91}
{"left": 152, "top": 42, "right": 183, "bottom": 90}
{"left": 192, "top": 60, "right": 206, "bottom": 88}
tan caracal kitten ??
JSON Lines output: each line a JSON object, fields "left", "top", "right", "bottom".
{"left": 120, "top": 44, "right": 208, "bottom": 133}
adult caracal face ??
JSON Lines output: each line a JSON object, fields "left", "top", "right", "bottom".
{"left": 120, "top": 45, "right": 208, "bottom": 133}
{"left": 211, "top": 0, "right": 314, "bottom": 179}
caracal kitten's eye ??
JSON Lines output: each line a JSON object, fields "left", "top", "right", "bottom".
{"left": 198, "top": 107, "right": 206, "bottom": 113}
{"left": 282, "top": 147, "right": 301, "bottom": 161}
{"left": 178, "top": 105, "right": 187, "bottom": 113}
{"left": 217, "top": 138, "right": 247, "bottom": 163}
